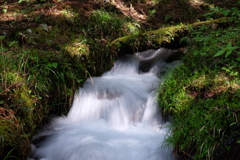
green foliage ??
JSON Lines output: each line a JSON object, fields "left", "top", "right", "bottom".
{"left": 158, "top": 58, "right": 240, "bottom": 159}
{"left": 214, "top": 42, "right": 239, "bottom": 58}
{"left": 0, "top": 42, "right": 89, "bottom": 158}
{"left": 166, "top": 90, "right": 239, "bottom": 159}
{"left": 158, "top": 64, "right": 193, "bottom": 114}
{"left": 185, "top": 6, "right": 240, "bottom": 77}
{"left": 85, "top": 9, "right": 126, "bottom": 39}
{"left": 124, "top": 22, "right": 141, "bottom": 35}
{"left": 148, "top": 9, "right": 156, "bottom": 18}
{"left": 2, "top": 9, "right": 7, "bottom": 13}
{"left": 159, "top": 4, "right": 240, "bottom": 160}
{"left": 3, "top": 0, "right": 239, "bottom": 159}
{"left": 203, "top": 6, "right": 230, "bottom": 20}
{"left": 1, "top": 0, "right": 137, "bottom": 159}
{"left": 202, "top": 1, "right": 240, "bottom": 20}
{"left": 0, "top": 119, "right": 30, "bottom": 159}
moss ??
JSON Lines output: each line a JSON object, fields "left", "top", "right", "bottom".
{"left": 145, "top": 25, "right": 186, "bottom": 43}
{"left": 63, "top": 36, "right": 90, "bottom": 57}
{"left": 0, "top": 71, "right": 38, "bottom": 158}
{"left": 111, "top": 17, "right": 229, "bottom": 52}
{"left": 0, "top": 116, "right": 30, "bottom": 159}
{"left": 4, "top": 71, "right": 33, "bottom": 107}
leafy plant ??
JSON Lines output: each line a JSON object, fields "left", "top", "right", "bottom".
{"left": 9, "top": 41, "right": 19, "bottom": 47}
{"left": 148, "top": 9, "right": 156, "bottom": 17}
{"left": 203, "top": 6, "right": 229, "bottom": 20}
{"left": 214, "top": 42, "right": 239, "bottom": 58}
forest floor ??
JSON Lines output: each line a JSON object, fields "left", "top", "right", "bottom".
{"left": 0, "top": 0, "right": 239, "bottom": 159}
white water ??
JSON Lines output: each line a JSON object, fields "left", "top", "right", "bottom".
{"left": 31, "top": 48, "right": 176, "bottom": 160}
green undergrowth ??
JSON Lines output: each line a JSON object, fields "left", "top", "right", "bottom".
{"left": 0, "top": 45, "right": 88, "bottom": 159}
{"left": 0, "top": 1, "right": 143, "bottom": 159}
{"left": 158, "top": 4, "right": 240, "bottom": 160}
{"left": 0, "top": 0, "right": 239, "bottom": 159}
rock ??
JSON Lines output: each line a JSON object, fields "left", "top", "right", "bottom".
{"left": 165, "top": 47, "right": 186, "bottom": 63}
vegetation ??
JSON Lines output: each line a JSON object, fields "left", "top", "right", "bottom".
{"left": 111, "top": 17, "right": 229, "bottom": 53}
{"left": 158, "top": 3, "right": 240, "bottom": 160}
{"left": 0, "top": 0, "right": 239, "bottom": 159}
{"left": 0, "top": 0, "right": 141, "bottom": 159}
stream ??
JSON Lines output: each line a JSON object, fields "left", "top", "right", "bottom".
{"left": 30, "top": 48, "right": 178, "bottom": 160}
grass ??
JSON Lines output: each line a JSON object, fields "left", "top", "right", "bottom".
{"left": 159, "top": 64, "right": 240, "bottom": 159}
{"left": 0, "top": 38, "right": 90, "bottom": 158}
{"left": 0, "top": 1, "right": 142, "bottom": 159}
{"left": 157, "top": 4, "right": 240, "bottom": 159}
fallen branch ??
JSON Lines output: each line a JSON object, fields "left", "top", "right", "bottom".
{"left": 111, "top": 17, "right": 229, "bottom": 52}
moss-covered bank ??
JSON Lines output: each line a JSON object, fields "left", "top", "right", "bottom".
{"left": 157, "top": 5, "right": 240, "bottom": 160}
{"left": 0, "top": 0, "right": 143, "bottom": 159}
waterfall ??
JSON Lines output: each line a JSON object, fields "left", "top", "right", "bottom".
{"left": 30, "top": 48, "right": 177, "bottom": 160}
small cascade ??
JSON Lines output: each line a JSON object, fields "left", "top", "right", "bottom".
{"left": 30, "top": 48, "right": 178, "bottom": 160}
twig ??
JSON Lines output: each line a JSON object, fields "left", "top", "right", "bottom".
{"left": 0, "top": 82, "right": 22, "bottom": 95}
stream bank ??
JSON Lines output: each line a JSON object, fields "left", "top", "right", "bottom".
{"left": 0, "top": 0, "right": 240, "bottom": 159}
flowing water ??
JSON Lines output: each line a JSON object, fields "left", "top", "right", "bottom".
{"left": 30, "top": 48, "right": 178, "bottom": 160}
